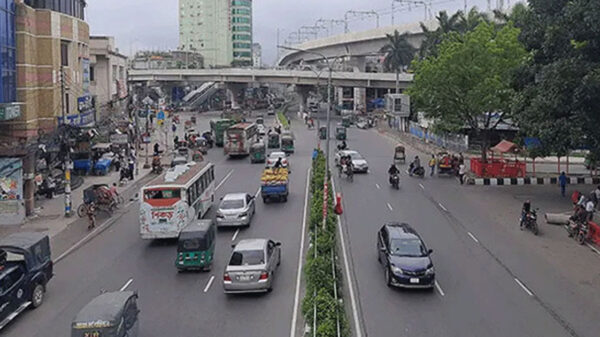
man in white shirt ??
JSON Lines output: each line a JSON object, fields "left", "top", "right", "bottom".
{"left": 585, "top": 199, "right": 595, "bottom": 221}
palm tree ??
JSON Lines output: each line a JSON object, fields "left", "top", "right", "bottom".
{"left": 418, "top": 10, "right": 462, "bottom": 59}
{"left": 493, "top": 2, "right": 529, "bottom": 28}
{"left": 457, "top": 7, "right": 489, "bottom": 33}
{"left": 380, "top": 30, "right": 417, "bottom": 93}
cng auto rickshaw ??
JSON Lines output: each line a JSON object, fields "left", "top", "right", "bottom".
{"left": 250, "top": 141, "right": 266, "bottom": 163}
{"left": 335, "top": 127, "right": 347, "bottom": 141}
{"left": 319, "top": 126, "right": 327, "bottom": 140}
{"left": 268, "top": 133, "right": 280, "bottom": 148}
{"left": 394, "top": 145, "right": 406, "bottom": 164}
{"left": 72, "top": 291, "right": 139, "bottom": 337}
{"left": 0, "top": 233, "right": 53, "bottom": 330}
{"left": 175, "top": 220, "right": 216, "bottom": 271}
{"left": 342, "top": 116, "right": 352, "bottom": 128}
{"left": 437, "top": 151, "right": 455, "bottom": 175}
{"left": 281, "top": 135, "right": 294, "bottom": 154}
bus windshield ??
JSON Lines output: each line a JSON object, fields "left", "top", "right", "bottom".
{"left": 144, "top": 189, "right": 181, "bottom": 200}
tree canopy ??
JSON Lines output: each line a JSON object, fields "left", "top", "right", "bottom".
{"left": 408, "top": 22, "right": 527, "bottom": 159}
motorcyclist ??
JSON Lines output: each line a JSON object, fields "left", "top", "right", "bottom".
{"left": 388, "top": 163, "right": 400, "bottom": 184}
{"left": 338, "top": 140, "right": 347, "bottom": 151}
{"left": 520, "top": 200, "right": 531, "bottom": 229}
{"left": 409, "top": 156, "right": 421, "bottom": 176}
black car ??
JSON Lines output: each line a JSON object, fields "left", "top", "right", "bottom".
{"left": 0, "top": 233, "right": 53, "bottom": 330}
{"left": 377, "top": 223, "right": 435, "bottom": 289}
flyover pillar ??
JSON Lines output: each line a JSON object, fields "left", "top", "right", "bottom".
{"left": 353, "top": 87, "right": 366, "bottom": 114}
{"left": 225, "top": 83, "right": 247, "bottom": 109}
{"left": 295, "top": 85, "right": 312, "bottom": 118}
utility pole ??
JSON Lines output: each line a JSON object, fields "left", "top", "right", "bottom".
{"left": 60, "top": 65, "right": 72, "bottom": 217}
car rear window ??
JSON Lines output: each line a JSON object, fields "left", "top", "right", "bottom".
{"left": 390, "top": 239, "right": 427, "bottom": 257}
{"left": 220, "top": 199, "right": 244, "bottom": 210}
{"left": 229, "top": 249, "right": 265, "bottom": 266}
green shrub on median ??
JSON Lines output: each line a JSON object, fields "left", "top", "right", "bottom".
{"left": 302, "top": 150, "right": 349, "bottom": 337}
{"left": 277, "top": 109, "right": 289, "bottom": 128}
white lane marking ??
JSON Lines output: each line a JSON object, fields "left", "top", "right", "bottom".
{"left": 386, "top": 203, "right": 393, "bottom": 211}
{"left": 254, "top": 187, "right": 261, "bottom": 198}
{"left": 290, "top": 167, "right": 312, "bottom": 337}
{"left": 514, "top": 278, "right": 534, "bottom": 296}
{"left": 419, "top": 183, "right": 424, "bottom": 190}
{"left": 203, "top": 275, "right": 215, "bottom": 293}
{"left": 467, "top": 232, "right": 479, "bottom": 243}
{"left": 119, "top": 278, "right": 133, "bottom": 291}
{"left": 375, "top": 183, "right": 381, "bottom": 189}
{"left": 216, "top": 169, "right": 234, "bottom": 190}
{"left": 331, "top": 178, "right": 363, "bottom": 337}
{"left": 438, "top": 203, "right": 448, "bottom": 212}
{"left": 231, "top": 229, "right": 240, "bottom": 242}
{"left": 435, "top": 281, "right": 445, "bottom": 297}
{"left": 586, "top": 243, "right": 600, "bottom": 255}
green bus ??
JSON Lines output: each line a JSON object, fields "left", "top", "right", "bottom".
{"left": 210, "top": 119, "right": 236, "bottom": 147}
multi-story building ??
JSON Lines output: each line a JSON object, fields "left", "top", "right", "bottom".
{"left": 89, "top": 36, "right": 128, "bottom": 121}
{"left": 1, "top": 0, "right": 91, "bottom": 141}
{"left": 252, "top": 42, "right": 261, "bottom": 68}
{"left": 0, "top": 0, "right": 19, "bottom": 123}
{"left": 179, "top": 0, "right": 252, "bottom": 67}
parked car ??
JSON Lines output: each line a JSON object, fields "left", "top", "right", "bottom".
{"left": 216, "top": 193, "right": 256, "bottom": 227}
{"left": 377, "top": 223, "right": 435, "bottom": 289}
{"left": 334, "top": 150, "right": 369, "bottom": 173}
{"left": 223, "top": 239, "right": 281, "bottom": 294}
{"left": 266, "top": 151, "right": 289, "bottom": 169}
{"left": 0, "top": 233, "right": 53, "bottom": 330}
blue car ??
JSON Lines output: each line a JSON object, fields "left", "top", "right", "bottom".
{"left": 377, "top": 222, "right": 435, "bottom": 289}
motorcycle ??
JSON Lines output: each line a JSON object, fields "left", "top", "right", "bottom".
{"left": 409, "top": 164, "right": 425, "bottom": 178}
{"left": 389, "top": 174, "right": 400, "bottom": 189}
{"left": 337, "top": 143, "right": 348, "bottom": 151}
{"left": 338, "top": 164, "right": 354, "bottom": 182}
{"left": 520, "top": 209, "right": 539, "bottom": 235}
{"left": 576, "top": 221, "right": 591, "bottom": 245}
{"left": 151, "top": 156, "right": 163, "bottom": 174}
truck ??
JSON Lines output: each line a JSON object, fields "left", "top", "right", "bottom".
{"left": 260, "top": 168, "right": 289, "bottom": 203}
{"left": 210, "top": 119, "right": 236, "bottom": 147}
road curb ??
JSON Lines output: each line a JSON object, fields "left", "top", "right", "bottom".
{"left": 467, "top": 176, "right": 600, "bottom": 186}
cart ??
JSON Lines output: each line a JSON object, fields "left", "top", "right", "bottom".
{"left": 77, "top": 184, "right": 122, "bottom": 217}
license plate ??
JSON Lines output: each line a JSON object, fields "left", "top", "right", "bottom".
{"left": 238, "top": 275, "right": 251, "bottom": 281}
{"left": 410, "top": 278, "right": 419, "bottom": 284}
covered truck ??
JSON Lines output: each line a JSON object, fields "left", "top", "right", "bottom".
{"left": 260, "top": 168, "right": 289, "bottom": 203}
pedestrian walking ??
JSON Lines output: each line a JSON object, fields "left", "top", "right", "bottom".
{"left": 428, "top": 155, "right": 436, "bottom": 177}
{"left": 586, "top": 198, "right": 595, "bottom": 221}
{"left": 128, "top": 158, "right": 135, "bottom": 180}
{"left": 559, "top": 171, "right": 568, "bottom": 197}
{"left": 458, "top": 163, "right": 466, "bottom": 185}
{"left": 172, "top": 123, "right": 177, "bottom": 133}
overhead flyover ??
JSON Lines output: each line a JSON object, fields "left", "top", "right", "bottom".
{"left": 128, "top": 68, "right": 413, "bottom": 89}
{"left": 277, "top": 20, "right": 437, "bottom": 67}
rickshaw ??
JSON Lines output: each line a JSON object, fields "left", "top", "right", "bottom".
{"left": 394, "top": 145, "right": 406, "bottom": 164}
{"left": 437, "top": 151, "right": 455, "bottom": 175}
{"left": 256, "top": 116, "right": 264, "bottom": 125}
{"left": 184, "top": 120, "right": 193, "bottom": 129}
{"left": 176, "top": 220, "right": 216, "bottom": 271}
{"left": 91, "top": 143, "right": 114, "bottom": 175}
{"left": 77, "top": 184, "right": 121, "bottom": 217}
{"left": 195, "top": 137, "right": 209, "bottom": 154}
{"left": 268, "top": 133, "right": 280, "bottom": 148}
{"left": 72, "top": 291, "right": 139, "bottom": 337}
{"left": 281, "top": 135, "right": 295, "bottom": 154}
{"left": 191, "top": 116, "right": 197, "bottom": 124}
{"left": 319, "top": 126, "right": 327, "bottom": 140}
{"left": 342, "top": 116, "right": 352, "bottom": 128}
{"left": 250, "top": 141, "right": 266, "bottom": 163}
{"left": 0, "top": 233, "right": 53, "bottom": 329}
{"left": 335, "top": 127, "right": 347, "bottom": 141}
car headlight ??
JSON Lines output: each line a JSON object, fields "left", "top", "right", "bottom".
{"left": 425, "top": 267, "right": 435, "bottom": 275}
{"left": 390, "top": 265, "right": 403, "bottom": 275}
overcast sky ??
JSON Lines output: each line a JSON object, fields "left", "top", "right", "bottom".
{"left": 87, "top": 0, "right": 501, "bottom": 65}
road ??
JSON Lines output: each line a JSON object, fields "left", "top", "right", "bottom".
{"left": 2, "top": 111, "right": 311, "bottom": 337}
{"left": 4, "top": 110, "right": 600, "bottom": 337}
{"left": 333, "top": 124, "right": 600, "bottom": 337}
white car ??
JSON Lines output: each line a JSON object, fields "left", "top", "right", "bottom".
{"left": 257, "top": 124, "right": 266, "bottom": 135}
{"left": 266, "top": 151, "right": 289, "bottom": 168}
{"left": 335, "top": 150, "right": 369, "bottom": 173}
{"left": 216, "top": 193, "right": 256, "bottom": 227}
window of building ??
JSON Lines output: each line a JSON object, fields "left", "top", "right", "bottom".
{"left": 231, "top": 0, "right": 251, "bottom": 7}
{"left": 60, "top": 41, "right": 69, "bottom": 66}
{"left": 64, "top": 92, "right": 70, "bottom": 116}
{"left": 112, "top": 65, "right": 117, "bottom": 81}
{"left": 119, "top": 66, "right": 124, "bottom": 79}
{"left": 0, "top": 0, "right": 17, "bottom": 103}
{"left": 89, "top": 65, "right": 94, "bottom": 82}
{"left": 232, "top": 34, "right": 251, "bottom": 41}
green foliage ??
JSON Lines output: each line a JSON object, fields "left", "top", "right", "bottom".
{"left": 513, "top": 0, "right": 600, "bottom": 158}
{"left": 380, "top": 30, "right": 417, "bottom": 73}
{"left": 277, "top": 110, "right": 289, "bottom": 128}
{"left": 301, "top": 151, "right": 349, "bottom": 337}
{"left": 409, "top": 21, "right": 527, "bottom": 159}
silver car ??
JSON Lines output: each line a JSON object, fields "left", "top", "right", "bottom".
{"left": 216, "top": 193, "right": 256, "bottom": 227}
{"left": 335, "top": 150, "right": 369, "bottom": 173}
{"left": 223, "top": 239, "right": 282, "bottom": 294}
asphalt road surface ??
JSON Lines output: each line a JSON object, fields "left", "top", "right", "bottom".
{"left": 4, "top": 111, "right": 600, "bottom": 337}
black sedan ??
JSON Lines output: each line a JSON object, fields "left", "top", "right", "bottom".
{"left": 377, "top": 222, "right": 435, "bottom": 289}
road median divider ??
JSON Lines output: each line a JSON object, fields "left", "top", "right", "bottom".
{"left": 302, "top": 150, "right": 349, "bottom": 336}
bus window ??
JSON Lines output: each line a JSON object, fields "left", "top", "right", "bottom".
{"left": 144, "top": 189, "right": 181, "bottom": 200}
{"left": 210, "top": 166, "right": 215, "bottom": 182}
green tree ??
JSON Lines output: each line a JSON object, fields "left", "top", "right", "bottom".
{"left": 456, "top": 7, "right": 489, "bottom": 33}
{"left": 380, "top": 30, "right": 417, "bottom": 93}
{"left": 512, "top": 0, "right": 600, "bottom": 160}
{"left": 408, "top": 22, "right": 527, "bottom": 160}
{"left": 418, "top": 10, "right": 462, "bottom": 59}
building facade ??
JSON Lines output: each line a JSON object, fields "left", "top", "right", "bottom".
{"left": 251, "top": 42, "right": 261, "bottom": 68}
{"left": 0, "top": 0, "right": 19, "bottom": 121}
{"left": 89, "top": 36, "right": 128, "bottom": 121}
{"left": 131, "top": 50, "right": 204, "bottom": 70}
{"left": 1, "top": 0, "right": 91, "bottom": 141}
{"left": 179, "top": 0, "right": 252, "bottom": 67}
